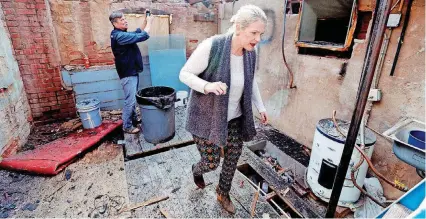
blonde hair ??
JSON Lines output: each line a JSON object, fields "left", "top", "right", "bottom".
{"left": 227, "top": 5, "right": 267, "bottom": 34}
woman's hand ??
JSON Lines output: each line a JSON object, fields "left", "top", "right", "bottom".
{"left": 204, "top": 82, "right": 228, "bottom": 95}
{"left": 260, "top": 112, "right": 268, "bottom": 124}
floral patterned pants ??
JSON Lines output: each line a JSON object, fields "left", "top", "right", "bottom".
{"left": 192, "top": 117, "right": 243, "bottom": 196}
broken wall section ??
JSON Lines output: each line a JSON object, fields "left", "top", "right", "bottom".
{"left": 219, "top": 0, "right": 425, "bottom": 199}
{"left": 49, "top": 0, "right": 218, "bottom": 67}
{"left": 0, "top": 4, "right": 31, "bottom": 156}
{"left": 0, "top": 0, "right": 76, "bottom": 121}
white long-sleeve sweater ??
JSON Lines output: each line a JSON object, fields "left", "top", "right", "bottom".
{"left": 179, "top": 38, "right": 266, "bottom": 122}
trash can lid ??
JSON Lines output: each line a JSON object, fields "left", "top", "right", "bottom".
{"left": 76, "top": 98, "right": 100, "bottom": 110}
{"left": 316, "top": 118, "right": 376, "bottom": 146}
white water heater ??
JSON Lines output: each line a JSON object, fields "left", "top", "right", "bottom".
{"left": 307, "top": 118, "right": 376, "bottom": 207}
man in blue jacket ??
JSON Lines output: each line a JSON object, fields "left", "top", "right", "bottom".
{"left": 110, "top": 11, "right": 153, "bottom": 134}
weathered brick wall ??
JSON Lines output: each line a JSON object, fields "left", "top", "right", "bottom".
{"left": 0, "top": 0, "right": 76, "bottom": 121}
{"left": 0, "top": 3, "right": 31, "bottom": 156}
{"left": 49, "top": 0, "right": 218, "bottom": 66}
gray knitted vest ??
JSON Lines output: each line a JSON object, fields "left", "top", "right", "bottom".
{"left": 185, "top": 33, "right": 257, "bottom": 146}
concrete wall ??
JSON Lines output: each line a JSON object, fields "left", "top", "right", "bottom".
{"left": 0, "top": 3, "right": 31, "bottom": 156}
{"left": 48, "top": 0, "right": 218, "bottom": 67}
{"left": 219, "top": 0, "right": 425, "bottom": 199}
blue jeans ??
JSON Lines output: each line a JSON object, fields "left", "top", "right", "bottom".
{"left": 120, "top": 76, "right": 139, "bottom": 130}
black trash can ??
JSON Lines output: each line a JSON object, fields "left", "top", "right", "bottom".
{"left": 136, "top": 86, "right": 176, "bottom": 144}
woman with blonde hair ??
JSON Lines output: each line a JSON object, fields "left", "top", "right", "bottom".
{"left": 180, "top": 5, "right": 268, "bottom": 214}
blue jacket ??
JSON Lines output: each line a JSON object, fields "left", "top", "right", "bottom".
{"left": 110, "top": 28, "right": 150, "bottom": 79}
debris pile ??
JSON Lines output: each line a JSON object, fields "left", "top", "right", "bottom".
{"left": 100, "top": 110, "right": 122, "bottom": 122}
{"left": 20, "top": 119, "right": 83, "bottom": 152}
{"left": 254, "top": 150, "right": 294, "bottom": 184}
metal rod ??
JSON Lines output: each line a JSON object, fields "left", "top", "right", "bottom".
{"left": 390, "top": 0, "right": 413, "bottom": 76}
{"left": 325, "top": 0, "right": 392, "bottom": 217}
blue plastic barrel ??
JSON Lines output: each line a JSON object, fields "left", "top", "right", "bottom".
{"left": 136, "top": 86, "right": 176, "bottom": 144}
{"left": 76, "top": 98, "right": 102, "bottom": 129}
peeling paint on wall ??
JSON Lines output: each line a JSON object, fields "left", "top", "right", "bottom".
{"left": 0, "top": 4, "right": 31, "bottom": 155}
{"left": 264, "top": 90, "right": 289, "bottom": 119}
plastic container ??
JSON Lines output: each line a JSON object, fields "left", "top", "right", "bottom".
{"left": 408, "top": 130, "right": 425, "bottom": 150}
{"left": 76, "top": 98, "right": 102, "bottom": 129}
{"left": 393, "top": 128, "right": 425, "bottom": 171}
{"left": 136, "top": 86, "right": 176, "bottom": 144}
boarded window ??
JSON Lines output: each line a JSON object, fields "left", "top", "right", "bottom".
{"left": 295, "top": 0, "right": 357, "bottom": 52}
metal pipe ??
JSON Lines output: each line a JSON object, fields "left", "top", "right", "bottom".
{"left": 350, "top": 156, "right": 387, "bottom": 207}
{"left": 373, "top": 31, "right": 391, "bottom": 89}
{"left": 325, "top": 0, "right": 392, "bottom": 217}
{"left": 332, "top": 112, "right": 408, "bottom": 191}
{"left": 354, "top": 144, "right": 408, "bottom": 191}
{"left": 390, "top": 0, "right": 413, "bottom": 76}
{"left": 282, "top": 0, "right": 296, "bottom": 89}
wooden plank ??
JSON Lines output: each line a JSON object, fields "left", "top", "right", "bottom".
{"left": 262, "top": 141, "right": 307, "bottom": 181}
{"left": 250, "top": 184, "right": 260, "bottom": 218}
{"left": 359, "top": 0, "right": 374, "bottom": 11}
{"left": 75, "top": 89, "right": 124, "bottom": 103}
{"left": 242, "top": 147, "right": 322, "bottom": 218}
{"left": 125, "top": 158, "right": 152, "bottom": 186}
{"left": 69, "top": 68, "right": 118, "bottom": 83}
{"left": 124, "top": 133, "right": 143, "bottom": 158}
{"left": 335, "top": 206, "right": 352, "bottom": 218}
{"left": 145, "top": 154, "right": 162, "bottom": 180}
{"left": 126, "top": 144, "right": 279, "bottom": 218}
{"left": 231, "top": 171, "right": 281, "bottom": 218}
{"left": 119, "top": 196, "right": 169, "bottom": 213}
{"left": 139, "top": 133, "right": 156, "bottom": 152}
{"left": 124, "top": 107, "right": 193, "bottom": 158}
{"left": 126, "top": 15, "right": 170, "bottom": 57}
{"left": 265, "top": 191, "right": 277, "bottom": 201}
{"left": 73, "top": 79, "right": 122, "bottom": 95}
{"left": 99, "top": 100, "right": 124, "bottom": 110}
{"left": 296, "top": 178, "right": 309, "bottom": 190}
{"left": 61, "top": 70, "right": 72, "bottom": 87}
{"left": 291, "top": 182, "right": 308, "bottom": 197}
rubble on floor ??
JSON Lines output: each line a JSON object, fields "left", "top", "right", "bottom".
{"left": 20, "top": 119, "right": 82, "bottom": 153}
{"left": 0, "top": 142, "right": 130, "bottom": 218}
{"left": 0, "top": 121, "right": 122, "bottom": 175}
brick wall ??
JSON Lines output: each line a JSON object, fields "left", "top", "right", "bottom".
{"left": 0, "top": 2, "right": 31, "bottom": 156}
{"left": 49, "top": 0, "right": 218, "bottom": 66}
{"left": 0, "top": 0, "right": 76, "bottom": 121}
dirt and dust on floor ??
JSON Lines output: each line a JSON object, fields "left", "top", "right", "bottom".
{"left": 19, "top": 110, "right": 123, "bottom": 153}
{"left": 0, "top": 141, "right": 129, "bottom": 218}
{"left": 1, "top": 109, "right": 356, "bottom": 218}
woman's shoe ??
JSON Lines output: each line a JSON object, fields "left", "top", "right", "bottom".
{"left": 216, "top": 186, "right": 235, "bottom": 214}
{"left": 192, "top": 164, "right": 206, "bottom": 189}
